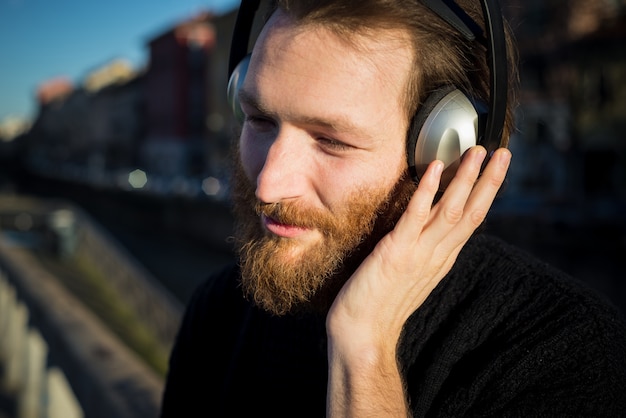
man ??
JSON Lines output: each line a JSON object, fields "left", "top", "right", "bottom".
{"left": 161, "top": 0, "right": 626, "bottom": 416}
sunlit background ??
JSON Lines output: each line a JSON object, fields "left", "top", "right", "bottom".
{"left": 0, "top": 0, "right": 238, "bottom": 119}
{"left": 0, "top": 0, "right": 624, "bottom": 416}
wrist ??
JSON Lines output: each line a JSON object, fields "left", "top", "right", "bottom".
{"left": 326, "top": 336, "right": 408, "bottom": 417}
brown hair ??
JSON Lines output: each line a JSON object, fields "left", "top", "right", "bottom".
{"left": 269, "top": 0, "right": 518, "bottom": 145}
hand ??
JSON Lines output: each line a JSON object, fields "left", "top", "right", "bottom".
{"left": 326, "top": 146, "right": 511, "bottom": 416}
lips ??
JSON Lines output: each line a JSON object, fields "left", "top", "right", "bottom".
{"left": 262, "top": 214, "right": 310, "bottom": 238}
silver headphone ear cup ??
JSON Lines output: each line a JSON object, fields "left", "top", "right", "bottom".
{"left": 407, "top": 87, "right": 478, "bottom": 183}
{"left": 415, "top": 89, "right": 478, "bottom": 168}
{"left": 226, "top": 54, "right": 251, "bottom": 124}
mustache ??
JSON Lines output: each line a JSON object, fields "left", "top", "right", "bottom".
{"left": 254, "top": 201, "right": 338, "bottom": 235}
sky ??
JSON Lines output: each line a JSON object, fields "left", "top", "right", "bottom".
{"left": 0, "top": 0, "right": 240, "bottom": 122}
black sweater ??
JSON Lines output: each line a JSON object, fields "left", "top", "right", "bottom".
{"left": 161, "top": 234, "right": 626, "bottom": 417}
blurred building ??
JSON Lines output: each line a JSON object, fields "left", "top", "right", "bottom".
{"left": 36, "top": 77, "right": 74, "bottom": 105}
{"left": 26, "top": 61, "right": 143, "bottom": 185}
{"left": 0, "top": 115, "right": 32, "bottom": 142}
{"left": 204, "top": 9, "right": 238, "bottom": 183}
{"left": 502, "top": 0, "right": 626, "bottom": 219}
{"left": 140, "top": 12, "right": 217, "bottom": 178}
{"left": 27, "top": 77, "right": 81, "bottom": 167}
{"left": 83, "top": 59, "right": 144, "bottom": 175}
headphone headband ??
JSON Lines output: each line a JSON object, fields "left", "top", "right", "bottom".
{"left": 478, "top": 0, "right": 507, "bottom": 153}
{"left": 421, "top": 0, "right": 484, "bottom": 43}
{"left": 228, "top": 0, "right": 261, "bottom": 77}
{"left": 420, "top": 0, "right": 507, "bottom": 153}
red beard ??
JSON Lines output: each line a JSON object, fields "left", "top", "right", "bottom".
{"left": 231, "top": 155, "right": 415, "bottom": 316}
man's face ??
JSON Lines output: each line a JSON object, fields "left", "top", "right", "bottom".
{"left": 233, "top": 11, "right": 416, "bottom": 315}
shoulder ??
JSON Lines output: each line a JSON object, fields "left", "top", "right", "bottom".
{"left": 454, "top": 233, "right": 621, "bottom": 317}
{"left": 451, "top": 234, "right": 626, "bottom": 354}
{"left": 401, "top": 233, "right": 626, "bottom": 415}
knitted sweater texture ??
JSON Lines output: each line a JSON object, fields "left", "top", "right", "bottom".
{"left": 161, "top": 234, "right": 626, "bottom": 417}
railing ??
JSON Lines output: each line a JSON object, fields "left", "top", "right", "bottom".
{"left": 0, "top": 195, "right": 184, "bottom": 352}
{"left": 0, "top": 195, "right": 181, "bottom": 417}
{"left": 0, "top": 270, "right": 83, "bottom": 418}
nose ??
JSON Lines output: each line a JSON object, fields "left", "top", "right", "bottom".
{"left": 242, "top": 127, "right": 309, "bottom": 204}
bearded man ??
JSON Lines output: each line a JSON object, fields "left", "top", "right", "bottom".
{"left": 161, "top": 0, "right": 626, "bottom": 416}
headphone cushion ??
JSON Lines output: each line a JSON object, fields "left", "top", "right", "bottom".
{"left": 227, "top": 54, "right": 251, "bottom": 124}
{"left": 406, "top": 85, "right": 458, "bottom": 179}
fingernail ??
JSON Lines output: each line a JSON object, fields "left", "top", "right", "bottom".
{"left": 433, "top": 160, "right": 444, "bottom": 177}
{"left": 474, "top": 147, "right": 487, "bottom": 165}
{"left": 499, "top": 149, "right": 512, "bottom": 167}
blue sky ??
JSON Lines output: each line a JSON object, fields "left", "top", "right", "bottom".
{"left": 0, "top": 0, "right": 239, "bottom": 121}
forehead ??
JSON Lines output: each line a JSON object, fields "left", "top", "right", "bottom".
{"left": 243, "top": 10, "right": 414, "bottom": 132}
{"left": 256, "top": 10, "right": 413, "bottom": 82}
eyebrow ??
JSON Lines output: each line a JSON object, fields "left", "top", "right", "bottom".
{"left": 238, "top": 87, "right": 376, "bottom": 142}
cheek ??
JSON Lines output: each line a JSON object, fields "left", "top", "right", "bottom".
{"left": 344, "top": 147, "right": 407, "bottom": 188}
{"left": 316, "top": 155, "right": 405, "bottom": 211}
{"left": 375, "top": 145, "right": 408, "bottom": 190}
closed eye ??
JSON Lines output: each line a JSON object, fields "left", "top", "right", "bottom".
{"left": 245, "top": 114, "right": 276, "bottom": 132}
{"left": 316, "top": 136, "right": 353, "bottom": 152}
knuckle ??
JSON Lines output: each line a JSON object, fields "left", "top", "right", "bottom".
{"left": 443, "top": 205, "right": 464, "bottom": 224}
{"left": 469, "top": 208, "right": 488, "bottom": 226}
{"left": 405, "top": 199, "right": 431, "bottom": 224}
{"left": 486, "top": 174, "right": 505, "bottom": 189}
{"left": 464, "top": 175, "right": 479, "bottom": 188}
{"left": 408, "top": 206, "right": 430, "bottom": 224}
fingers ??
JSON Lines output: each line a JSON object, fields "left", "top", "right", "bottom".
{"left": 387, "top": 146, "right": 511, "bottom": 252}
{"left": 462, "top": 148, "right": 511, "bottom": 228}
{"left": 436, "top": 147, "right": 488, "bottom": 225}
{"left": 427, "top": 146, "right": 511, "bottom": 245}
{"left": 391, "top": 159, "right": 443, "bottom": 243}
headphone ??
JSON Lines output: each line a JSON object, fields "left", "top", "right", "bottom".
{"left": 227, "top": 0, "right": 507, "bottom": 183}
